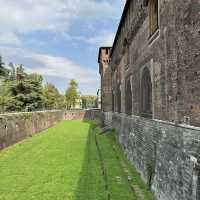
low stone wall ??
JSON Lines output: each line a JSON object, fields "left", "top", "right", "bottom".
{"left": 0, "top": 109, "right": 102, "bottom": 150}
{"left": 112, "top": 113, "right": 200, "bottom": 200}
{"left": 64, "top": 109, "right": 102, "bottom": 121}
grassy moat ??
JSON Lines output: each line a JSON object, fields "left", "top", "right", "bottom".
{"left": 0, "top": 120, "right": 154, "bottom": 200}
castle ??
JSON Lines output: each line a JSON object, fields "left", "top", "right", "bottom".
{"left": 98, "top": 0, "right": 200, "bottom": 200}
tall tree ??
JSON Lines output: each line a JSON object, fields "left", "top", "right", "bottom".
{"left": 0, "top": 83, "right": 12, "bottom": 113}
{"left": 6, "top": 65, "right": 43, "bottom": 112}
{"left": 43, "top": 83, "right": 64, "bottom": 110}
{"left": 0, "top": 56, "right": 9, "bottom": 78}
{"left": 65, "top": 80, "right": 79, "bottom": 110}
{"left": 0, "top": 56, "right": 5, "bottom": 76}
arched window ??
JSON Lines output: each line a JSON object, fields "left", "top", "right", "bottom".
{"left": 117, "top": 84, "right": 121, "bottom": 113}
{"left": 141, "top": 68, "right": 152, "bottom": 118}
{"left": 125, "top": 79, "right": 132, "bottom": 115}
{"left": 112, "top": 91, "right": 114, "bottom": 112}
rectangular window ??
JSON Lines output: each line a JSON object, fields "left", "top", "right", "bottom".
{"left": 149, "top": 0, "right": 159, "bottom": 37}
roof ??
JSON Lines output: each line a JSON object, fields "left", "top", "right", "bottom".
{"left": 110, "top": 0, "right": 131, "bottom": 57}
{"left": 98, "top": 47, "right": 112, "bottom": 63}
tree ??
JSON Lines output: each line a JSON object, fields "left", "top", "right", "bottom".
{"left": 24, "top": 73, "right": 44, "bottom": 111}
{"left": 0, "top": 83, "right": 12, "bottom": 113}
{"left": 43, "top": 83, "right": 64, "bottom": 110}
{"left": 6, "top": 65, "right": 44, "bottom": 112}
{"left": 8, "top": 63, "right": 16, "bottom": 80}
{"left": 0, "top": 56, "right": 9, "bottom": 78}
{"left": 65, "top": 80, "right": 79, "bottom": 110}
{"left": 0, "top": 56, "right": 5, "bottom": 77}
{"left": 0, "top": 59, "right": 68, "bottom": 112}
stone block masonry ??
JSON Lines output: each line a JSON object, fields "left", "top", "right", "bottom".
{"left": 64, "top": 109, "right": 102, "bottom": 121}
{"left": 0, "top": 109, "right": 102, "bottom": 150}
{"left": 112, "top": 113, "right": 200, "bottom": 200}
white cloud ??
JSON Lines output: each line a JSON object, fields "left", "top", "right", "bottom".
{"left": 0, "top": 46, "right": 98, "bottom": 85}
{"left": 0, "top": 32, "right": 20, "bottom": 45}
{"left": 26, "top": 53, "right": 98, "bottom": 85}
{"left": 0, "top": 0, "right": 121, "bottom": 34}
{"left": 87, "top": 31, "right": 115, "bottom": 47}
{"left": 63, "top": 31, "right": 115, "bottom": 47}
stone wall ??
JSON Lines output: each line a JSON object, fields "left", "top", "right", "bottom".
{"left": 0, "top": 109, "right": 102, "bottom": 150}
{"left": 112, "top": 113, "right": 200, "bottom": 200}
{"left": 104, "top": 111, "right": 113, "bottom": 126}
{"left": 64, "top": 109, "right": 103, "bottom": 121}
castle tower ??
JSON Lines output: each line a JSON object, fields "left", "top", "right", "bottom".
{"left": 98, "top": 47, "right": 112, "bottom": 112}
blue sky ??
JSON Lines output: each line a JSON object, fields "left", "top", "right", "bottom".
{"left": 0, "top": 0, "right": 126, "bottom": 95}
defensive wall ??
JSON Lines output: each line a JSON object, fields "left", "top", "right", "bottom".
{"left": 0, "top": 109, "right": 102, "bottom": 150}
{"left": 112, "top": 113, "right": 200, "bottom": 200}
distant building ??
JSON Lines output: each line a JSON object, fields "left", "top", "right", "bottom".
{"left": 71, "top": 98, "right": 82, "bottom": 109}
{"left": 81, "top": 95, "right": 97, "bottom": 109}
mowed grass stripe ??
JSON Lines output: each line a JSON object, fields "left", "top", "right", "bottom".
{"left": 74, "top": 122, "right": 107, "bottom": 200}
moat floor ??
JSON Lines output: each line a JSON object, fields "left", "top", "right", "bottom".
{"left": 0, "top": 120, "right": 154, "bottom": 200}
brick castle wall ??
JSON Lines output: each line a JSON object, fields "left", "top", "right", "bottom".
{"left": 110, "top": 0, "right": 200, "bottom": 126}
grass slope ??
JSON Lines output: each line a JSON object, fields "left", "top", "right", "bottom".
{"left": 0, "top": 120, "right": 154, "bottom": 200}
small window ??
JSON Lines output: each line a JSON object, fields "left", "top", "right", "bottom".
{"left": 112, "top": 91, "right": 114, "bottom": 112}
{"left": 117, "top": 85, "right": 121, "bottom": 113}
{"left": 141, "top": 68, "right": 152, "bottom": 118}
{"left": 125, "top": 79, "right": 132, "bottom": 115}
{"left": 105, "top": 48, "right": 109, "bottom": 54}
{"left": 123, "top": 38, "right": 128, "bottom": 47}
{"left": 149, "top": 0, "right": 159, "bottom": 37}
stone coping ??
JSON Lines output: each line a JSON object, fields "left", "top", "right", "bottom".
{"left": 0, "top": 109, "right": 101, "bottom": 117}
{"left": 0, "top": 110, "right": 62, "bottom": 116}
{"left": 112, "top": 112, "right": 200, "bottom": 131}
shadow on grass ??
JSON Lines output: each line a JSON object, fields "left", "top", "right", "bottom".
{"left": 74, "top": 120, "right": 107, "bottom": 200}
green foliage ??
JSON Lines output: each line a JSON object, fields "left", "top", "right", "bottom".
{"left": 0, "top": 64, "right": 44, "bottom": 112}
{"left": 6, "top": 66, "right": 44, "bottom": 112}
{"left": 0, "top": 83, "right": 13, "bottom": 113}
{"left": 0, "top": 56, "right": 82, "bottom": 113}
{"left": 0, "top": 56, "right": 9, "bottom": 78}
{"left": 43, "top": 83, "right": 65, "bottom": 110}
{"left": 81, "top": 95, "right": 97, "bottom": 109}
{"left": 65, "top": 79, "right": 79, "bottom": 109}
{"left": 0, "top": 121, "right": 155, "bottom": 200}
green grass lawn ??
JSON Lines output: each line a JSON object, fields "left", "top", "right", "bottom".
{"left": 0, "top": 120, "right": 154, "bottom": 200}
